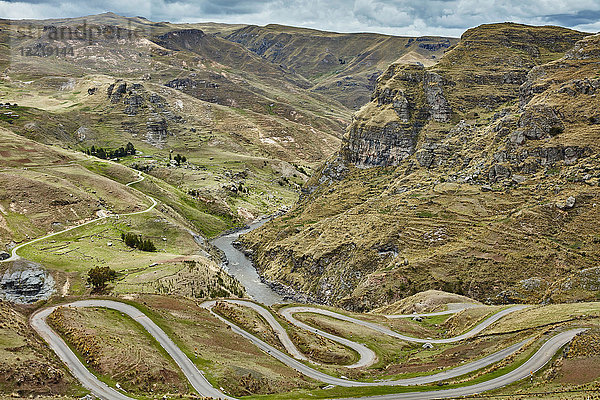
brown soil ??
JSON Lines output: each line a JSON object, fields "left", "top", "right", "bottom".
{"left": 558, "top": 357, "right": 600, "bottom": 385}
{"left": 384, "top": 338, "right": 497, "bottom": 375}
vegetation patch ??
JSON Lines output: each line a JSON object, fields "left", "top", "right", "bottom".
{"left": 47, "top": 306, "right": 189, "bottom": 397}
{"left": 121, "top": 232, "right": 157, "bottom": 252}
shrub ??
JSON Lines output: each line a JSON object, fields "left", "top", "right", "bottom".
{"left": 87, "top": 266, "right": 117, "bottom": 291}
{"left": 121, "top": 232, "right": 156, "bottom": 252}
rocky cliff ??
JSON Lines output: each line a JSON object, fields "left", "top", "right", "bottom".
{"left": 341, "top": 65, "right": 451, "bottom": 167}
{"left": 241, "top": 24, "right": 600, "bottom": 311}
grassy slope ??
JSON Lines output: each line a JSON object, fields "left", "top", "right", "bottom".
{"left": 0, "top": 14, "right": 351, "bottom": 227}
{"left": 126, "top": 295, "right": 319, "bottom": 397}
{"left": 0, "top": 302, "right": 82, "bottom": 397}
{"left": 37, "top": 293, "right": 600, "bottom": 399}
{"left": 242, "top": 24, "right": 600, "bottom": 311}
{"left": 0, "top": 125, "right": 250, "bottom": 303}
{"left": 224, "top": 24, "right": 459, "bottom": 109}
{"left": 47, "top": 306, "right": 190, "bottom": 398}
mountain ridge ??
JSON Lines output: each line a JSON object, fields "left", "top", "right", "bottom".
{"left": 241, "top": 23, "right": 600, "bottom": 311}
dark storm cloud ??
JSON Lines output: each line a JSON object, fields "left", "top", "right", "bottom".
{"left": 1, "top": 0, "right": 599, "bottom": 36}
{"left": 198, "top": 1, "right": 263, "bottom": 16}
{"left": 545, "top": 10, "right": 600, "bottom": 26}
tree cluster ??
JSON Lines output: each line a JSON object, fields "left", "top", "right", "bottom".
{"left": 121, "top": 232, "right": 156, "bottom": 252}
{"left": 85, "top": 142, "right": 136, "bottom": 159}
{"left": 87, "top": 266, "right": 117, "bottom": 290}
{"left": 170, "top": 152, "right": 187, "bottom": 166}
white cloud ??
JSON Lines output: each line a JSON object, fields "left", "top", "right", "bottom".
{"left": 0, "top": 0, "right": 598, "bottom": 36}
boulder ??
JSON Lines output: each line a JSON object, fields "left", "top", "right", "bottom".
{"left": 519, "top": 104, "right": 564, "bottom": 140}
{"left": 416, "top": 148, "right": 435, "bottom": 168}
{"left": 488, "top": 163, "right": 511, "bottom": 182}
{"left": 556, "top": 196, "right": 576, "bottom": 210}
{"left": 0, "top": 262, "right": 55, "bottom": 303}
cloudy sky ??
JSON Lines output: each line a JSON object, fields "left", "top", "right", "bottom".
{"left": 1, "top": 0, "right": 599, "bottom": 36}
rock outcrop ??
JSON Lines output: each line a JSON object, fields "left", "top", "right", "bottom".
{"left": 146, "top": 117, "right": 169, "bottom": 146}
{"left": 103, "top": 80, "right": 184, "bottom": 147}
{"left": 341, "top": 64, "right": 451, "bottom": 167}
{"left": 241, "top": 25, "right": 600, "bottom": 311}
{"left": 1, "top": 260, "right": 55, "bottom": 303}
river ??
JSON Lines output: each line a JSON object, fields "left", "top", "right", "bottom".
{"left": 210, "top": 218, "right": 285, "bottom": 305}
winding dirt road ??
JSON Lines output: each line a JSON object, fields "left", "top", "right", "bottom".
{"left": 0, "top": 170, "right": 156, "bottom": 264}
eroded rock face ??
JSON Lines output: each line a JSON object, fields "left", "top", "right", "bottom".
{"left": 124, "top": 94, "right": 144, "bottom": 116}
{"left": 375, "top": 87, "right": 410, "bottom": 121}
{"left": 519, "top": 104, "right": 564, "bottom": 140}
{"left": 423, "top": 72, "right": 451, "bottom": 122}
{"left": 154, "top": 29, "right": 207, "bottom": 51}
{"left": 109, "top": 82, "right": 127, "bottom": 103}
{"left": 103, "top": 80, "right": 186, "bottom": 147}
{"left": 342, "top": 64, "right": 451, "bottom": 167}
{"left": 1, "top": 261, "right": 55, "bottom": 303}
{"left": 146, "top": 117, "right": 169, "bottom": 146}
{"left": 565, "top": 34, "right": 600, "bottom": 60}
{"left": 242, "top": 27, "right": 600, "bottom": 311}
{"left": 344, "top": 121, "right": 420, "bottom": 167}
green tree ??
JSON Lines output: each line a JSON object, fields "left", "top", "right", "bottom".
{"left": 140, "top": 238, "right": 156, "bottom": 252}
{"left": 125, "top": 142, "right": 136, "bottom": 155}
{"left": 87, "top": 266, "right": 117, "bottom": 291}
{"left": 121, "top": 232, "right": 156, "bottom": 252}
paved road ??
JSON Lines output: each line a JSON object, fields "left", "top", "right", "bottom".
{"left": 34, "top": 298, "right": 584, "bottom": 399}
{"left": 0, "top": 171, "right": 156, "bottom": 263}
{"left": 332, "top": 328, "right": 585, "bottom": 400}
{"left": 15, "top": 166, "right": 586, "bottom": 399}
{"left": 30, "top": 300, "right": 233, "bottom": 400}
{"left": 201, "top": 299, "right": 309, "bottom": 361}
{"left": 382, "top": 302, "right": 481, "bottom": 319}
{"left": 281, "top": 304, "right": 528, "bottom": 344}
{"left": 202, "top": 299, "right": 538, "bottom": 386}
{"left": 202, "top": 299, "right": 376, "bottom": 368}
